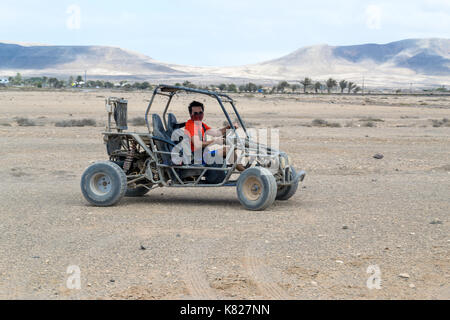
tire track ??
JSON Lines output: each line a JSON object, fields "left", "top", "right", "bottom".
{"left": 244, "top": 242, "right": 292, "bottom": 300}
{"left": 182, "top": 239, "right": 218, "bottom": 300}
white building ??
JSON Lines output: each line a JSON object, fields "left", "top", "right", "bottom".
{"left": 0, "top": 78, "right": 9, "bottom": 85}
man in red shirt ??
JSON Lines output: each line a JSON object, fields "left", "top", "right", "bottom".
{"left": 184, "top": 101, "right": 245, "bottom": 171}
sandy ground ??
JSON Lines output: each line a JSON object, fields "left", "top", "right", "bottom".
{"left": 0, "top": 89, "right": 449, "bottom": 300}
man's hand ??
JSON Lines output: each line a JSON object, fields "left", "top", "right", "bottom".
{"left": 221, "top": 122, "right": 240, "bottom": 135}
{"left": 213, "top": 137, "right": 225, "bottom": 145}
{"left": 226, "top": 122, "right": 240, "bottom": 129}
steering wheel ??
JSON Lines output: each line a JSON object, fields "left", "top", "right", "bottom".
{"left": 225, "top": 127, "right": 242, "bottom": 147}
{"left": 225, "top": 128, "right": 254, "bottom": 170}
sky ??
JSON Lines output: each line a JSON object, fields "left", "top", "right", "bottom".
{"left": 0, "top": 0, "right": 449, "bottom": 66}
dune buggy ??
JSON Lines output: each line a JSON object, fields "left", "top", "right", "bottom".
{"left": 81, "top": 85, "right": 305, "bottom": 211}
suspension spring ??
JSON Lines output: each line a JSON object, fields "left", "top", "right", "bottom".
{"left": 123, "top": 140, "right": 137, "bottom": 173}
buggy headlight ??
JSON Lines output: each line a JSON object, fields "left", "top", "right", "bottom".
{"left": 279, "top": 153, "right": 289, "bottom": 169}
{"left": 280, "top": 156, "right": 286, "bottom": 169}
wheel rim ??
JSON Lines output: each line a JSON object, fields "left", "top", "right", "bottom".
{"left": 90, "top": 172, "right": 112, "bottom": 196}
{"left": 243, "top": 176, "right": 263, "bottom": 201}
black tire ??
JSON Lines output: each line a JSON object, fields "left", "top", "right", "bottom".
{"left": 81, "top": 161, "right": 127, "bottom": 206}
{"left": 236, "top": 167, "right": 277, "bottom": 211}
{"left": 125, "top": 186, "right": 150, "bottom": 197}
{"left": 276, "top": 167, "right": 299, "bottom": 201}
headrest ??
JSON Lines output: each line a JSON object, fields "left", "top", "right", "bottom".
{"left": 167, "top": 113, "right": 187, "bottom": 137}
{"left": 152, "top": 114, "right": 166, "bottom": 136}
{"left": 168, "top": 113, "right": 178, "bottom": 130}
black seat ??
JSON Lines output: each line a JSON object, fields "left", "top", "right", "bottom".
{"left": 154, "top": 113, "right": 205, "bottom": 180}
{"left": 167, "top": 113, "right": 186, "bottom": 137}
{"left": 152, "top": 114, "right": 175, "bottom": 166}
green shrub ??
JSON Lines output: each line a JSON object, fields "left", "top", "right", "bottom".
{"left": 312, "top": 119, "right": 341, "bottom": 127}
{"left": 362, "top": 121, "right": 376, "bottom": 127}
{"left": 359, "top": 117, "right": 384, "bottom": 122}
{"left": 130, "top": 117, "right": 146, "bottom": 126}
{"left": 55, "top": 119, "right": 97, "bottom": 127}
{"left": 431, "top": 118, "right": 450, "bottom": 127}
{"left": 16, "top": 117, "right": 36, "bottom": 126}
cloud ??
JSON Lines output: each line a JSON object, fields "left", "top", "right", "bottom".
{"left": 66, "top": 4, "right": 81, "bottom": 30}
{"left": 365, "top": 4, "right": 382, "bottom": 30}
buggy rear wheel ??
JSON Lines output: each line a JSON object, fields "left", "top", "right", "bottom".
{"left": 81, "top": 161, "right": 127, "bottom": 207}
{"left": 236, "top": 167, "right": 277, "bottom": 211}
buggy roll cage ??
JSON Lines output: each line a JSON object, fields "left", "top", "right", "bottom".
{"left": 84, "top": 86, "right": 304, "bottom": 208}
{"left": 144, "top": 84, "right": 248, "bottom": 137}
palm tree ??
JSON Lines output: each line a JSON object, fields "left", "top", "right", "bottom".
{"left": 277, "top": 81, "right": 290, "bottom": 93}
{"left": 347, "top": 82, "right": 357, "bottom": 93}
{"left": 227, "top": 84, "right": 237, "bottom": 93}
{"left": 339, "top": 80, "right": 348, "bottom": 93}
{"left": 182, "top": 81, "right": 196, "bottom": 89}
{"left": 291, "top": 84, "right": 300, "bottom": 93}
{"left": 48, "top": 78, "right": 58, "bottom": 88}
{"left": 300, "top": 77, "right": 312, "bottom": 93}
{"left": 13, "top": 73, "right": 23, "bottom": 85}
{"left": 314, "top": 82, "right": 322, "bottom": 93}
{"left": 326, "top": 78, "right": 337, "bottom": 93}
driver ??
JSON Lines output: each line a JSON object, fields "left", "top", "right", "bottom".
{"left": 185, "top": 101, "right": 245, "bottom": 171}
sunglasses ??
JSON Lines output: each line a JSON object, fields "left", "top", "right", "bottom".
{"left": 192, "top": 111, "right": 204, "bottom": 116}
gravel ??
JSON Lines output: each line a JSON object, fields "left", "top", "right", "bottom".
{"left": 0, "top": 91, "right": 448, "bottom": 300}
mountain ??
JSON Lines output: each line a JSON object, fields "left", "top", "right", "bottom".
{"left": 0, "top": 42, "right": 182, "bottom": 77}
{"left": 172, "top": 38, "right": 450, "bottom": 87}
{"left": 0, "top": 39, "right": 449, "bottom": 87}
{"left": 333, "top": 39, "right": 450, "bottom": 75}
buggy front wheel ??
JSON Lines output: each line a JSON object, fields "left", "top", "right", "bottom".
{"left": 81, "top": 161, "right": 127, "bottom": 206}
{"left": 236, "top": 167, "right": 277, "bottom": 211}
{"left": 276, "top": 167, "right": 300, "bottom": 201}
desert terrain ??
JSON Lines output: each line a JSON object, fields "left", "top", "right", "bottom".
{"left": 0, "top": 89, "right": 448, "bottom": 299}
